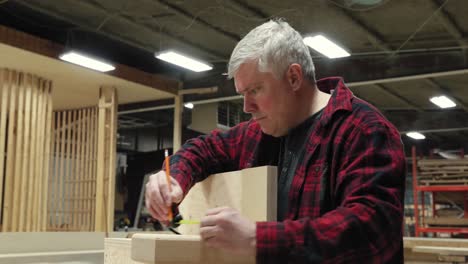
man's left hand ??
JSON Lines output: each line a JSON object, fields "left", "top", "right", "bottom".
{"left": 200, "top": 207, "right": 256, "bottom": 255}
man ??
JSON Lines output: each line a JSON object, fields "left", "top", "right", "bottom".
{"left": 146, "top": 19, "right": 406, "bottom": 263}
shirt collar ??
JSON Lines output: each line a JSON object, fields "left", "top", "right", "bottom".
{"left": 316, "top": 77, "right": 354, "bottom": 126}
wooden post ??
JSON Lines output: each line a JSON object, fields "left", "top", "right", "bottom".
{"left": 107, "top": 88, "right": 117, "bottom": 235}
{"left": 173, "top": 94, "right": 182, "bottom": 152}
{"left": 95, "top": 90, "right": 106, "bottom": 232}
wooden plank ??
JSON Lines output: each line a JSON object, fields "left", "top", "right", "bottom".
{"left": 12, "top": 72, "right": 25, "bottom": 232}
{"left": 130, "top": 234, "right": 255, "bottom": 264}
{"left": 3, "top": 70, "right": 17, "bottom": 232}
{"left": 51, "top": 111, "right": 61, "bottom": 230}
{"left": 75, "top": 109, "right": 86, "bottom": 230}
{"left": 42, "top": 83, "right": 53, "bottom": 231}
{"left": 19, "top": 74, "right": 33, "bottom": 232}
{"left": 419, "top": 159, "right": 468, "bottom": 166}
{"left": 65, "top": 110, "right": 74, "bottom": 230}
{"left": 424, "top": 217, "right": 468, "bottom": 226}
{"left": 178, "top": 166, "right": 277, "bottom": 235}
{"left": 412, "top": 246, "right": 468, "bottom": 256}
{"left": 70, "top": 109, "right": 78, "bottom": 230}
{"left": 90, "top": 107, "right": 98, "bottom": 231}
{"left": 58, "top": 110, "right": 68, "bottom": 229}
{"left": 35, "top": 81, "right": 45, "bottom": 231}
{"left": 82, "top": 108, "right": 91, "bottom": 230}
{"left": 0, "top": 68, "right": 10, "bottom": 223}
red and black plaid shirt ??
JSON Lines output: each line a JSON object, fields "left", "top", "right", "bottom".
{"left": 169, "top": 77, "right": 406, "bottom": 263}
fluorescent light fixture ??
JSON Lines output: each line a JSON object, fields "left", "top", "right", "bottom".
{"left": 184, "top": 102, "right": 194, "bottom": 109}
{"left": 155, "top": 51, "right": 212, "bottom": 72}
{"left": 303, "top": 35, "right": 350, "bottom": 59}
{"left": 406, "top": 132, "right": 426, "bottom": 140}
{"left": 430, "top": 95, "right": 456, "bottom": 109}
{"left": 59, "top": 51, "right": 115, "bottom": 72}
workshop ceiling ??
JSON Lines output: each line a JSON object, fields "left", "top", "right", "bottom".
{"left": 1, "top": 0, "right": 467, "bottom": 155}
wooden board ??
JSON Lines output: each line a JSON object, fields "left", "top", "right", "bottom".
{"left": 424, "top": 217, "right": 468, "bottom": 227}
{"left": 177, "top": 166, "right": 277, "bottom": 235}
{"left": 131, "top": 234, "right": 254, "bottom": 264}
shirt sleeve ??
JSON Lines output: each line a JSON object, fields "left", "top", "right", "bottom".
{"left": 256, "top": 123, "right": 406, "bottom": 263}
{"left": 166, "top": 122, "right": 252, "bottom": 196}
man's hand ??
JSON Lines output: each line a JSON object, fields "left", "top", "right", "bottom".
{"left": 145, "top": 171, "right": 183, "bottom": 224}
{"left": 200, "top": 207, "right": 256, "bottom": 255}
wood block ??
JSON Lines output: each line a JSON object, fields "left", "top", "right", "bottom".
{"left": 131, "top": 233, "right": 255, "bottom": 264}
{"left": 177, "top": 166, "right": 277, "bottom": 235}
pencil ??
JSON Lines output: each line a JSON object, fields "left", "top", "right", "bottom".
{"left": 164, "top": 149, "right": 173, "bottom": 221}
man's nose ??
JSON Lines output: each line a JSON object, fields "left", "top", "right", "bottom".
{"left": 243, "top": 95, "right": 257, "bottom": 113}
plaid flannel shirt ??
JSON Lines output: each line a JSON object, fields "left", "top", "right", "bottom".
{"left": 169, "top": 77, "right": 406, "bottom": 263}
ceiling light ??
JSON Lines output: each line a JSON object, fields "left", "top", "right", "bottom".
{"left": 406, "top": 132, "right": 426, "bottom": 140}
{"left": 430, "top": 95, "right": 456, "bottom": 109}
{"left": 184, "top": 103, "right": 194, "bottom": 109}
{"left": 59, "top": 51, "right": 115, "bottom": 72}
{"left": 303, "top": 35, "right": 350, "bottom": 59}
{"left": 155, "top": 51, "right": 212, "bottom": 72}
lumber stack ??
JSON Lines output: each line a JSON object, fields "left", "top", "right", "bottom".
{"left": 418, "top": 158, "right": 468, "bottom": 186}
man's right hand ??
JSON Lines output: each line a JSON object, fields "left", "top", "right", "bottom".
{"left": 145, "top": 171, "right": 183, "bottom": 223}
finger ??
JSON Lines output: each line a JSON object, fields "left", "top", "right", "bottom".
{"left": 170, "top": 177, "right": 183, "bottom": 203}
{"left": 200, "top": 214, "right": 218, "bottom": 227}
{"left": 145, "top": 182, "right": 166, "bottom": 220}
{"left": 200, "top": 225, "right": 220, "bottom": 240}
{"left": 148, "top": 182, "right": 169, "bottom": 220}
{"left": 157, "top": 172, "right": 172, "bottom": 207}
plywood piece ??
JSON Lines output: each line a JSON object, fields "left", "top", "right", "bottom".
{"left": 130, "top": 234, "right": 255, "bottom": 264}
{"left": 178, "top": 166, "right": 277, "bottom": 235}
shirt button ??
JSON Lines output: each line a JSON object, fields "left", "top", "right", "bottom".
{"left": 315, "top": 167, "right": 320, "bottom": 172}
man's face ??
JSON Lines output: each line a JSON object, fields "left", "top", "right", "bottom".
{"left": 234, "top": 62, "right": 294, "bottom": 137}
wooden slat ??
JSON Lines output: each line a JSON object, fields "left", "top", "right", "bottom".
{"left": 24, "top": 75, "right": 35, "bottom": 231}
{"left": 3, "top": 70, "right": 18, "bottom": 232}
{"left": 84, "top": 108, "right": 93, "bottom": 231}
{"left": 79, "top": 109, "right": 88, "bottom": 230}
{"left": 91, "top": 108, "right": 98, "bottom": 230}
{"left": 34, "top": 82, "right": 45, "bottom": 230}
{"left": 2, "top": 70, "right": 18, "bottom": 232}
{"left": 75, "top": 109, "right": 83, "bottom": 229}
{"left": 43, "top": 84, "right": 53, "bottom": 231}
{"left": 35, "top": 81, "right": 46, "bottom": 230}
{"left": 50, "top": 111, "right": 60, "bottom": 230}
{"left": 0, "top": 68, "right": 10, "bottom": 223}
{"left": 69, "top": 109, "right": 78, "bottom": 230}
{"left": 12, "top": 72, "right": 25, "bottom": 232}
{"left": 58, "top": 110, "right": 68, "bottom": 229}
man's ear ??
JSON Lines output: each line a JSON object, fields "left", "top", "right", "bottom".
{"left": 286, "top": 63, "right": 303, "bottom": 91}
